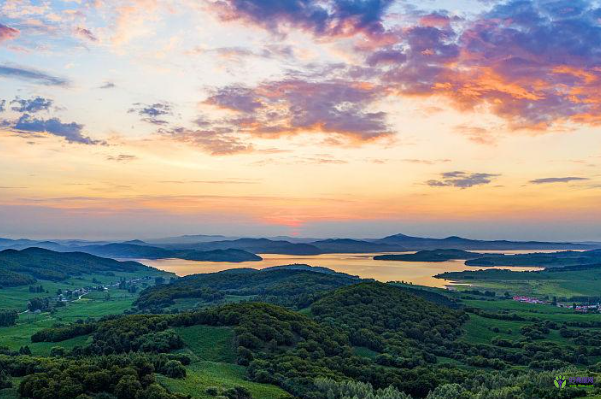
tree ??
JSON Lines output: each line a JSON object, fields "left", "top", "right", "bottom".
{"left": 50, "top": 346, "right": 66, "bottom": 357}
{"left": 19, "top": 346, "right": 32, "bottom": 355}
{"left": 114, "top": 375, "right": 142, "bottom": 399}
{"left": 0, "top": 310, "right": 18, "bottom": 327}
{"left": 162, "top": 360, "right": 186, "bottom": 378}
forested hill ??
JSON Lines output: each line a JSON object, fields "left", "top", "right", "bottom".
{"left": 311, "top": 283, "right": 467, "bottom": 354}
{"left": 0, "top": 247, "right": 150, "bottom": 286}
{"left": 135, "top": 265, "right": 361, "bottom": 311}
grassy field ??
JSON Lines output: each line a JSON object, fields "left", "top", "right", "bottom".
{"left": 461, "top": 297, "right": 601, "bottom": 363}
{"left": 0, "top": 268, "right": 171, "bottom": 354}
{"left": 444, "top": 268, "right": 601, "bottom": 298}
{"left": 160, "top": 325, "right": 288, "bottom": 399}
{"left": 464, "top": 298, "right": 601, "bottom": 323}
{"left": 0, "top": 268, "right": 169, "bottom": 312}
{"left": 0, "top": 292, "right": 135, "bottom": 353}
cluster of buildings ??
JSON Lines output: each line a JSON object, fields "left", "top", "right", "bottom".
{"left": 512, "top": 296, "right": 601, "bottom": 313}
{"left": 512, "top": 296, "right": 547, "bottom": 304}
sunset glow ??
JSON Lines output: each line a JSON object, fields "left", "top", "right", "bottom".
{"left": 1, "top": 0, "right": 601, "bottom": 240}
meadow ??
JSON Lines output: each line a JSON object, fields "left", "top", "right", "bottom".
{"left": 160, "top": 325, "right": 289, "bottom": 399}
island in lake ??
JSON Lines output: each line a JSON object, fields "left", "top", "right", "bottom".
{"left": 374, "top": 249, "right": 494, "bottom": 262}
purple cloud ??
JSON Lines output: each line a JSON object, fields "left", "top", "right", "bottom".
{"left": 129, "top": 102, "right": 172, "bottom": 125}
{"left": 11, "top": 97, "right": 53, "bottom": 113}
{"left": 0, "top": 65, "right": 70, "bottom": 86}
{"left": 14, "top": 114, "right": 101, "bottom": 145}
{"left": 204, "top": 78, "right": 391, "bottom": 142}
{"left": 427, "top": 171, "right": 499, "bottom": 189}
{"left": 213, "top": 0, "right": 394, "bottom": 38}
{"left": 75, "top": 27, "right": 98, "bottom": 42}
{"left": 380, "top": 0, "right": 601, "bottom": 129}
{"left": 530, "top": 177, "right": 589, "bottom": 184}
{"left": 0, "top": 24, "right": 19, "bottom": 43}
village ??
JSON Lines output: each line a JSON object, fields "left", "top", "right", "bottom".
{"left": 513, "top": 295, "right": 601, "bottom": 313}
{"left": 25, "top": 275, "right": 157, "bottom": 314}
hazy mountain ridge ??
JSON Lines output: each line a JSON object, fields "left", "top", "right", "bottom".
{"left": 0, "top": 233, "right": 597, "bottom": 260}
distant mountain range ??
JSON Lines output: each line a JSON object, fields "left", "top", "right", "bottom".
{"left": 0, "top": 233, "right": 598, "bottom": 261}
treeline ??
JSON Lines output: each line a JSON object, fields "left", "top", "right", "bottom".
{"left": 0, "top": 268, "right": 36, "bottom": 287}
{"left": 32, "top": 321, "right": 96, "bottom": 342}
{"left": 135, "top": 268, "right": 359, "bottom": 311}
{"left": 1, "top": 353, "right": 189, "bottom": 399}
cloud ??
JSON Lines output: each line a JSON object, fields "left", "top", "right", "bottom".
{"left": 107, "top": 154, "right": 138, "bottom": 162}
{"left": 128, "top": 102, "right": 172, "bottom": 125}
{"left": 206, "top": 87, "right": 263, "bottom": 113}
{"left": 11, "top": 97, "right": 53, "bottom": 113}
{"left": 204, "top": 78, "right": 392, "bottom": 142}
{"left": 374, "top": 0, "right": 601, "bottom": 130}
{"left": 427, "top": 171, "right": 499, "bottom": 189}
{"left": 0, "top": 23, "right": 19, "bottom": 43}
{"left": 13, "top": 114, "right": 101, "bottom": 145}
{"left": 453, "top": 124, "right": 497, "bottom": 145}
{"left": 0, "top": 100, "right": 5, "bottom": 113}
{"left": 161, "top": 127, "right": 253, "bottom": 155}
{"left": 530, "top": 177, "right": 589, "bottom": 184}
{"left": 211, "top": 0, "right": 394, "bottom": 38}
{"left": 75, "top": 27, "right": 98, "bottom": 42}
{"left": 100, "top": 82, "right": 116, "bottom": 89}
{"left": 0, "top": 65, "right": 70, "bottom": 86}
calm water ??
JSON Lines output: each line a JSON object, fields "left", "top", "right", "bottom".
{"left": 138, "top": 250, "right": 545, "bottom": 288}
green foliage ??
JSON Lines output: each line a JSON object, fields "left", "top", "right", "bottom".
{"left": 15, "top": 353, "right": 188, "bottom": 399}
{"left": 163, "top": 360, "right": 187, "bottom": 379}
{"left": 136, "top": 268, "right": 359, "bottom": 311}
{"left": 75, "top": 315, "right": 184, "bottom": 355}
{"left": 315, "top": 378, "right": 411, "bottom": 399}
{"left": 426, "top": 370, "right": 588, "bottom": 399}
{"left": 0, "top": 371, "right": 11, "bottom": 390}
{"left": 0, "top": 269, "right": 36, "bottom": 287}
{"left": 0, "top": 310, "right": 18, "bottom": 327}
{"left": 32, "top": 322, "right": 97, "bottom": 343}
{"left": 312, "top": 283, "right": 466, "bottom": 354}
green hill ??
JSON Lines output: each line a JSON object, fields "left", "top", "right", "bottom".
{"left": 135, "top": 266, "right": 361, "bottom": 311}
{"left": 0, "top": 247, "right": 150, "bottom": 285}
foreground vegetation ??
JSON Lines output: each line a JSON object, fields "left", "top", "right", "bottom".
{"left": 2, "top": 248, "right": 601, "bottom": 399}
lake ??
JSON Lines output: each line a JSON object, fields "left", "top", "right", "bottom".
{"left": 138, "top": 250, "right": 545, "bottom": 288}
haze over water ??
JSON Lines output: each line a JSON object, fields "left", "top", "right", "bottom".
{"left": 139, "top": 251, "right": 545, "bottom": 288}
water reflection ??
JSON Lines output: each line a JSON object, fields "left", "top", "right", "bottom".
{"left": 138, "top": 251, "right": 545, "bottom": 288}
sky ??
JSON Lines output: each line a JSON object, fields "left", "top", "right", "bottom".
{"left": 1, "top": 0, "right": 601, "bottom": 241}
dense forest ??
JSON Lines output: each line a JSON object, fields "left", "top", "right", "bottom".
{"left": 135, "top": 266, "right": 361, "bottom": 311}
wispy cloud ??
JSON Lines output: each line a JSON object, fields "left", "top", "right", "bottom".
{"left": 530, "top": 177, "right": 589, "bottom": 185}
{"left": 107, "top": 154, "right": 138, "bottom": 162}
{"left": 427, "top": 171, "right": 499, "bottom": 189}
{"left": 160, "top": 126, "right": 253, "bottom": 155}
{"left": 0, "top": 65, "right": 70, "bottom": 86}
{"left": 100, "top": 82, "right": 116, "bottom": 89}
